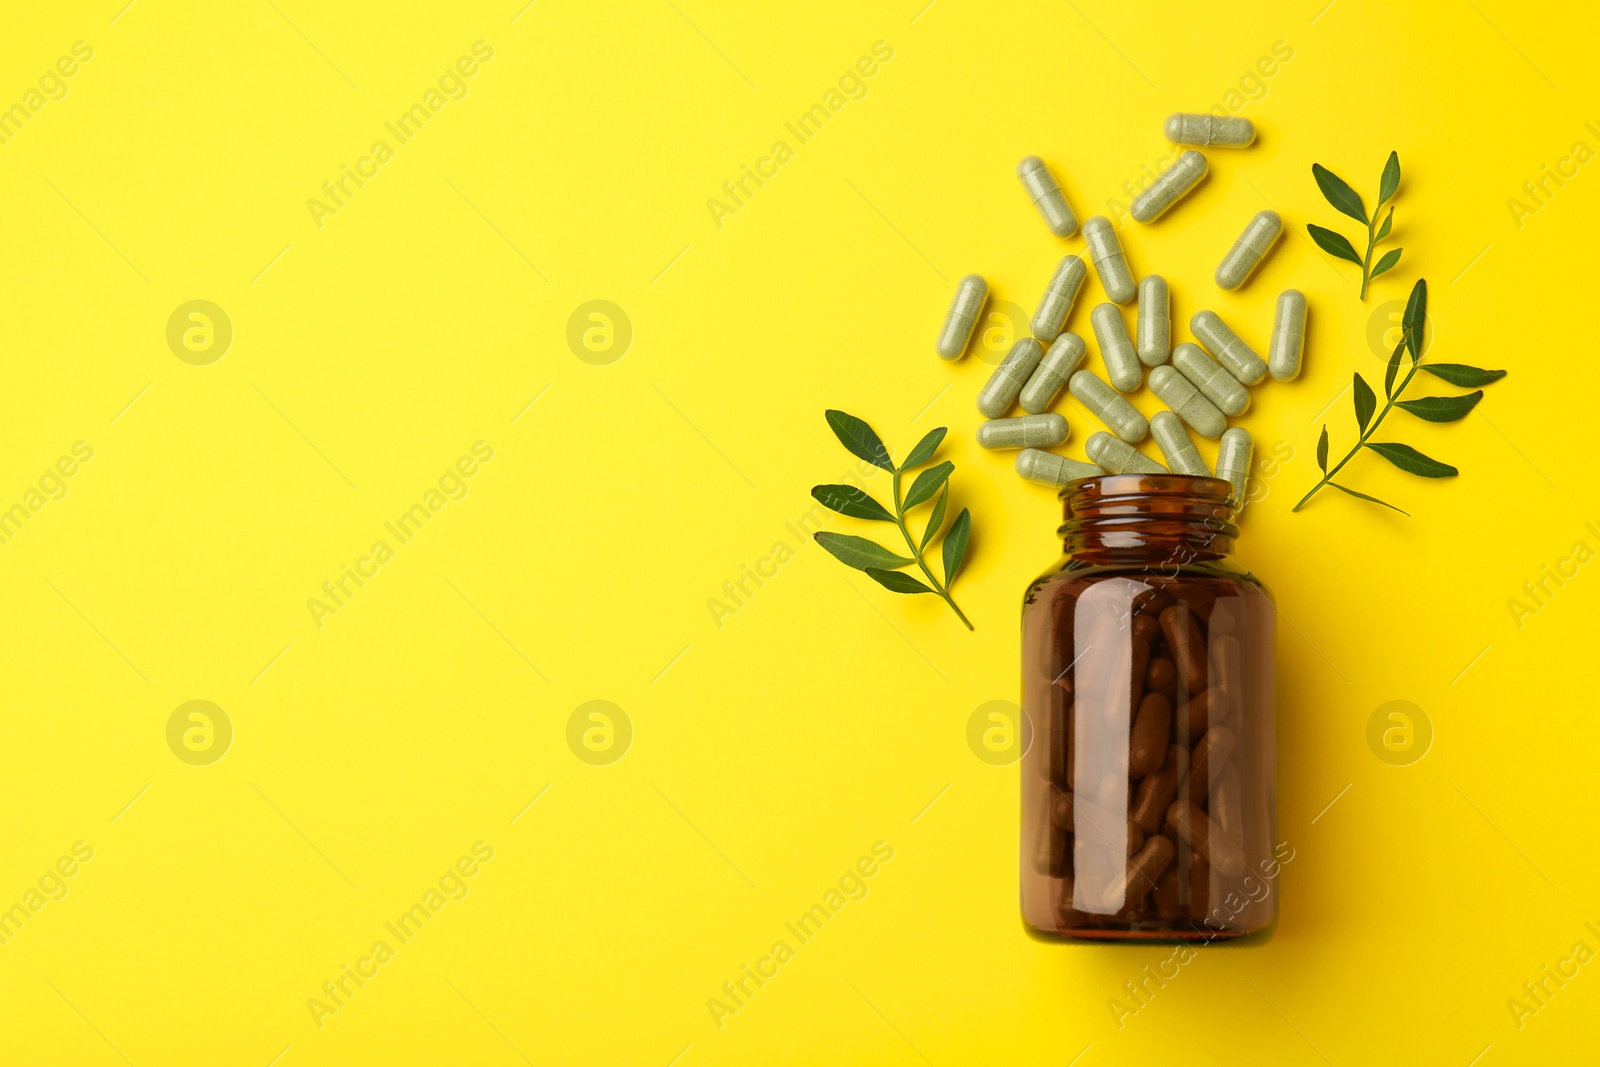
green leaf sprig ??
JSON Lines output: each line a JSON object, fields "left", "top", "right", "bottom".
{"left": 1293, "top": 279, "right": 1507, "bottom": 515}
{"left": 1307, "top": 151, "right": 1402, "bottom": 300}
{"left": 811, "top": 410, "right": 973, "bottom": 630}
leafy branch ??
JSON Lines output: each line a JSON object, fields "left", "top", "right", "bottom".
{"left": 811, "top": 410, "right": 973, "bottom": 629}
{"left": 1293, "top": 279, "right": 1507, "bottom": 514}
{"left": 1307, "top": 151, "right": 1402, "bottom": 300}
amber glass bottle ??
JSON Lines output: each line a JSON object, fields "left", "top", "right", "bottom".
{"left": 1020, "top": 474, "right": 1278, "bottom": 942}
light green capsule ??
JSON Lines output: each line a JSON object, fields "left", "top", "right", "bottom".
{"left": 1086, "top": 432, "right": 1167, "bottom": 475}
{"left": 1172, "top": 342, "right": 1250, "bottom": 417}
{"left": 1019, "top": 332, "right": 1087, "bottom": 414}
{"left": 1017, "top": 156, "right": 1078, "bottom": 238}
{"left": 936, "top": 274, "right": 988, "bottom": 360}
{"left": 1149, "top": 411, "right": 1209, "bottom": 477}
{"left": 977, "top": 413, "right": 1069, "bottom": 450}
{"left": 1164, "top": 113, "right": 1256, "bottom": 147}
{"left": 1032, "top": 256, "right": 1087, "bottom": 341}
{"left": 1130, "top": 150, "right": 1208, "bottom": 223}
{"left": 1216, "top": 210, "right": 1283, "bottom": 290}
{"left": 1148, "top": 365, "right": 1225, "bottom": 439}
{"left": 1069, "top": 370, "right": 1148, "bottom": 442}
{"left": 1016, "top": 448, "right": 1106, "bottom": 487}
{"left": 1190, "top": 310, "right": 1267, "bottom": 385}
{"left": 1269, "top": 288, "right": 1308, "bottom": 381}
{"left": 1090, "top": 303, "right": 1142, "bottom": 393}
{"left": 1216, "top": 427, "right": 1254, "bottom": 507}
{"left": 1082, "top": 216, "right": 1136, "bottom": 304}
{"left": 1136, "top": 275, "right": 1170, "bottom": 368}
{"left": 977, "top": 337, "right": 1044, "bottom": 418}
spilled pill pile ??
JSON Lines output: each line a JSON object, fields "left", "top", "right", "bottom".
{"left": 941, "top": 112, "right": 1307, "bottom": 513}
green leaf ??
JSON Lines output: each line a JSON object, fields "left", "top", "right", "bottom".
{"left": 1364, "top": 441, "right": 1458, "bottom": 478}
{"left": 942, "top": 508, "right": 971, "bottom": 586}
{"left": 921, "top": 485, "right": 948, "bottom": 551}
{"left": 1370, "top": 247, "right": 1403, "bottom": 280}
{"left": 1422, "top": 363, "right": 1507, "bottom": 387}
{"left": 814, "top": 532, "right": 914, "bottom": 571}
{"left": 1402, "top": 279, "right": 1427, "bottom": 362}
{"left": 1313, "top": 163, "right": 1368, "bottom": 223}
{"left": 1330, "top": 482, "right": 1409, "bottom": 515}
{"left": 1396, "top": 391, "right": 1483, "bottom": 423}
{"left": 1353, "top": 373, "right": 1376, "bottom": 432}
{"left": 1378, "top": 151, "right": 1401, "bottom": 206}
{"left": 1307, "top": 224, "right": 1364, "bottom": 266}
{"left": 1316, "top": 426, "right": 1329, "bottom": 472}
{"left": 900, "top": 426, "right": 947, "bottom": 471}
{"left": 1375, "top": 206, "right": 1394, "bottom": 241}
{"left": 865, "top": 567, "right": 934, "bottom": 594}
{"left": 825, "top": 409, "right": 893, "bottom": 472}
{"left": 1385, "top": 335, "right": 1404, "bottom": 397}
{"left": 903, "top": 461, "right": 954, "bottom": 510}
{"left": 811, "top": 484, "right": 895, "bottom": 522}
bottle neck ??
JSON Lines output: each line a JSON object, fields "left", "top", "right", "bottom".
{"left": 1058, "top": 474, "right": 1237, "bottom": 565}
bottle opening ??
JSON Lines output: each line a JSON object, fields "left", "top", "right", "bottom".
{"left": 1059, "top": 474, "right": 1237, "bottom": 562}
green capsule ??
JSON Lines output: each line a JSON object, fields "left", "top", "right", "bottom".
{"left": 1082, "top": 216, "right": 1136, "bottom": 304}
{"left": 1149, "top": 411, "right": 1209, "bottom": 477}
{"left": 1172, "top": 342, "right": 1250, "bottom": 417}
{"left": 1091, "top": 303, "right": 1142, "bottom": 393}
{"left": 1069, "top": 370, "right": 1148, "bottom": 442}
{"left": 1032, "top": 256, "right": 1087, "bottom": 341}
{"left": 1165, "top": 113, "right": 1256, "bottom": 147}
{"left": 1216, "top": 210, "right": 1282, "bottom": 290}
{"left": 1269, "top": 289, "right": 1308, "bottom": 381}
{"left": 1130, "top": 150, "right": 1208, "bottom": 223}
{"left": 1148, "top": 365, "right": 1225, "bottom": 439}
{"left": 936, "top": 274, "right": 988, "bottom": 360}
{"left": 977, "top": 337, "right": 1044, "bottom": 418}
{"left": 1190, "top": 310, "right": 1267, "bottom": 385}
{"left": 1018, "top": 156, "right": 1078, "bottom": 237}
{"left": 1086, "top": 431, "right": 1167, "bottom": 475}
{"left": 1136, "top": 275, "right": 1170, "bottom": 367}
{"left": 1216, "top": 427, "right": 1254, "bottom": 507}
{"left": 1016, "top": 448, "right": 1106, "bottom": 487}
{"left": 977, "top": 413, "right": 1069, "bottom": 450}
{"left": 1019, "top": 332, "right": 1087, "bottom": 414}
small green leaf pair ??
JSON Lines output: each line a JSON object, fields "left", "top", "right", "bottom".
{"left": 1307, "top": 151, "right": 1402, "bottom": 300}
{"left": 811, "top": 410, "right": 974, "bottom": 630}
{"left": 1296, "top": 278, "right": 1508, "bottom": 515}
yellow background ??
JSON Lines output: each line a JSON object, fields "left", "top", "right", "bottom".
{"left": 1, "top": 0, "right": 1595, "bottom": 1063}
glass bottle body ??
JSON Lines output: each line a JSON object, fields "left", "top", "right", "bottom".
{"left": 1019, "top": 475, "right": 1278, "bottom": 942}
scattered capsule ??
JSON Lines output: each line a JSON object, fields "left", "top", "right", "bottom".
{"left": 1136, "top": 275, "right": 1170, "bottom": 368}
{"left": 935, "top": 274, "right": 988, "bottom": 360}
{"left": 1216, "top": 427, "right": 1254, "bottom": 507}
{"left": 1086, "top": 431, "right": 1167, "bottom": 475}
{"left": 1164, "top": 113, "right": 1256, "bottom": 147}
{"left": 977, "top": 337, "right": 1044, "bottom": 418}
{"left": 1017, "top": 156, "right": 1078, "bottom": 237}
{"left": 1019, "top": 332, "right": 1087, "bottom": 414}
{"left": 1269, "top": 288, "right": 1308, "bottom": 381}
{"left": 977, "top": 413, "right": 1069, "bottom": 450}
{"left": 1130, "top": 150, "right": 1208, "bottom": 223}
{"left": 1215, "top": 210, "right": 1283, "bottom": 290}
{"left": 1032, "top": 256, "right": 1087, "bottom": 341}
{"left": 1016, "top": 448, "right": 1106, "bottom": 487}
{"left": 1172, "top": 342, "right": 1250, "bottom": 417}
{"left": 1090, "top": 303, "right": 1142, "bottom": 393}
{"left": 1150, "top": 411, "right": 1209, "bottom": 477}
{"left": 1190, "top": 310, "right": 1267, "bottom": 386}
{"left": 1082, "top": 216, "right": 1136, "bottom": 304}
{"left": 1069, "top": 370, "right": 1148, "bottom": 442}
{"left": 1149, "top": 365, "right": 1225, "bottom": 439}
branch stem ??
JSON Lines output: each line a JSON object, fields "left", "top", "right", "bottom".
{"left": 1293, "top": 359, "right": 1419, "bottom": 512}
{"left": 891, "top": 468, "right": 973, "bottom": 629}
